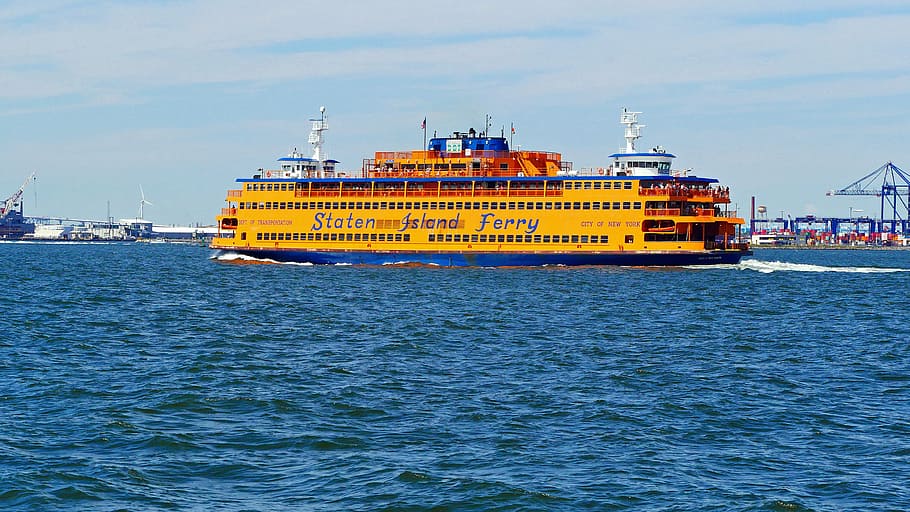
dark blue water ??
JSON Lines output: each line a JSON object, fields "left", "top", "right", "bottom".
{"left": 2, "top": 243, "right": 908, "bottom": 511}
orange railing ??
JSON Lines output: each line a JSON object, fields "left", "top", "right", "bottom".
{"left": 639, "top": 187, "right": 731, "bottom": 201}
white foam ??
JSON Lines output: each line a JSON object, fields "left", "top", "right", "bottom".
{"left": 688, "top": 259, "right": 910, "bottom": 274}
{"left": 210, "top": 251, "right": 313, "bottom": 266}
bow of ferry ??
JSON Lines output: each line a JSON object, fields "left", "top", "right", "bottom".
{"left": 212, "top": 108, "right": 751, "bottom": 266}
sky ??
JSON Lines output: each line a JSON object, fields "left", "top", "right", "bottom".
{"left": 2, "top": 0, "right": 909, "bottom": 225}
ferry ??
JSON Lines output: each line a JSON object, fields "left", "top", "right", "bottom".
{"left": 211, "top": 108, "right": 751, "bottom": 266}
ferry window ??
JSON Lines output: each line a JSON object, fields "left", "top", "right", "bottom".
{"left": 623, "top": 202, "right": 631, "bottom": 209}
{"left": 395, "top": 234, "right": 403, "bottom": 242}
{"left": 331, "top": 202, "right": 339, "bottom": 209}
{"left": 603, "top": 182, "right": 612, "bottom": 189}
{"left": 239, "top": 203, "right": 245, "bottom": 210}
{"left": 633, "top": 202, "right": 642, "bottom": 209}
{"left": 625, "top": 235, "right": 634, "bottom": 243}
{"left": 592, "top": 202, "right": 600, "bottom": 210}
{"left": 339, "top": 201, "right": 347, "bottom": 209}
{"left": 509, "top": 202, "right": 516, "bottom": 210}
{"left": 490, "top": 202, "right": 498, "bottom": 210}
{"left": 266, "top": 184, "right": 272, "bottom": 191}
{"left": 505, "top": 235, "right": 513, "bottom": 243}
{"left": 292, "top": 233, "right": 298, "bottom": 241}
{"left": 544, "top": 202, "right": 553, "bottom": 210}
{"left": 481, "top": 202, "right": 489, "bottom": 209}
{"left": 533, "top": 235, "right": 541, "bottom": 243}
{"left": 256, "top": 233, "right": 262, "bottom": 240}
{"left": 561, "top": 235, "right": 570, "bottom": 243}
{"left": 517, "top": 202, "right": 525, "bottom": 210}
{"left": 471, "top": 234, "right": 478, "bottom": 242}
{"left": 279, "top": 202, "right": 286, "bottom": 209}
{"left": 445, "top": 234, "right": 453, "bottom": 242}
{"left": 584, "top": 182, "right": 592, "bottom": 190}
{"left": 600, "top": 235, "right": 609, "bottom": 243}
{"left": 472, "top": 202, "right": 481, "bottom": 209}
{"left": 370, "top": 234, "right": 378, "bottom": 241}
{"left": 378, "top": 234, "right": 386, "bottom": 241}
{"left": 264, "top": 202, "right": 271, "bottom": 210}
{"left": 404, "top": 234, "right": 410, "bottom": 241}
{"left": 554, "top": 203, "right": 561, "bottom": 210}
{"left": 277, "top": 233, "right": 285, "bottom": 241}
{"left": 447, "top": 202, "right": 456, "bottom": 210}
{"left": 571, "top": 235, "right": 579, "bottom": 243}
{"left": 581, "top": 235, "right": 589, "bottom": 243}
{"left": 455, "top": 202, "right": 463, "bottom": 209}
{"left": 316, "top": 202, "right": 324, "bottom": 209}
{"left": 624, "top": 182, "right": 632, "bottom": 190}
{"left": 427, "top": 201, "right": 436, "bottom": 209}
{"left": 500, "top": 163, "right": 508, "bottom": 170}
{"left": 307, "top": 233, "right": 314, "bottom": 241}
{"left": 564, "top": 202, "right": 571, "bottom": 210}
{"left": 573, "top": 202, "right": 581, "bottom": 209}
{"left": 421, "top": 202, "right": 429, "bottom": 209}
{"left": 271, "top": 233, "right": 278, "bottom": 240}
{"left": 294, "top": 202, "right": 301, "bottom": 209}
{"left": 612, "top": 202, "right": 621, "bottom": 209}
{"left": 593, "top": 182, "right": 602, "bottom": 190}
{"left": 497, "top": 235, "right": 505, "bottom": 243}
{"left": 405, "top": 202, "right": 413, "bottom": 209}
{"left": 534, "top": 202, "right": 543, "bottom": 210}
{"left": 347, "top": 234, "right": 354, "bottom": 241}
{"left": 542, "top": 235, "right": 550, "bottom": 243}
{"left": 354, "top": 233, "right": 361, "bottom": 241}
{"left": 241, "top": 232, "right": 247, "bottom": 241}
{"left": 280, "top": 184, "right": 287, "bottom": 191}
{"left": 329, "top": 233, "right": 338, "bottom": 241}
{"left": 479, "top": 235, "right": 487, "bottom": 242}
{"left": 378, "top": 201, "right": 386, "bottom": 209}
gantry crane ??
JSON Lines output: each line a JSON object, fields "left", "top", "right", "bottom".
{"left": 827, "top": 162, "right": 910, "bottom": 234}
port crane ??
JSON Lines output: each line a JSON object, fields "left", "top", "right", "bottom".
{"left": 827, "top": 161, "right": 910, "bottom": 234}
{"left": 0, "top": 172, "right": 37, "bottom": 221}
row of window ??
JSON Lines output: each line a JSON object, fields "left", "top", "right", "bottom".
{"left": 245, "top": 181, "right": 633, "bottom": 192}
{"left": 239, "top": 200, "right": 643, "bottom": 211}
{"left": 251, "top": 231, "right": 623, "bottom": 245}
{"left": 256, "top": 232, "right": 413, "bottom": 242}
{"left": 428, "top": 233, "right": 613, "bottom": 244}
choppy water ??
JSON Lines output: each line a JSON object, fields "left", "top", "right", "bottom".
{"left": 2, "top": 243, "right": 908, "bottom": 511}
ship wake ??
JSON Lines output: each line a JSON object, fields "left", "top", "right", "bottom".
{"left": 690, "top": 259, "right": 910, "bottom": 274}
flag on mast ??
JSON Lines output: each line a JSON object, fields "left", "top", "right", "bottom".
{"left": 421, "top": 117, "right": 426, "bottom": 129}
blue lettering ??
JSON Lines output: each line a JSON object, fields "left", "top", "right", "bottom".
{"left": 476, "top": 213, "right": 495, "bottom": 232}
{"left": 474, "top": 213, "right": 539, "bottom": 234}
{"left": 311, "top": 212, "right": 325, "bottom": 230}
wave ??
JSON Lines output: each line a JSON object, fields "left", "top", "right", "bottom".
{"left": 210, "top": 251, "right": 313, "bottom": 266}
{"left": 693, "top": 259, "right": 910, "bottom": 274}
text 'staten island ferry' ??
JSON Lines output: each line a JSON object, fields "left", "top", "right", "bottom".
{"left": 211, "top": 108, "right": 751, "bottom": 266}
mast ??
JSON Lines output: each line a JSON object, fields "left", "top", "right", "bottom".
{"left": 620, "top": 108, "right": 644, "bottom": 153}
{"left": 308, "top": 106, "right": 328, "bottom": 178}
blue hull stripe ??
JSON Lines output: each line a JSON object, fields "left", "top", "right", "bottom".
{"left": 222, "top": 249, "right": 750, "bottom": 266}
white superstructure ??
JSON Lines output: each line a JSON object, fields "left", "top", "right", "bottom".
{"left": 607, "top": 109, "right": 675, "bottom": 177}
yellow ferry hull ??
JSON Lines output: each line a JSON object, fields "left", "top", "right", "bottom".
{"left": 211, "top": 176, "right": 750, "bottom": 267}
